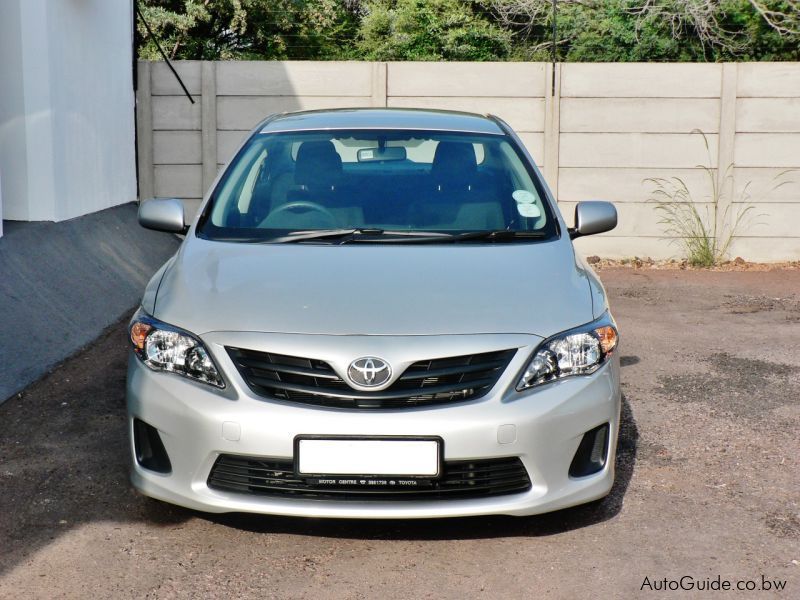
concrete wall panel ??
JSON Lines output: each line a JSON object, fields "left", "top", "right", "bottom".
{"left": 561, "top": 98, "right": 720, "bottom": 133}
{"left": 387, "top": 97, "right": 545, "bottom": 132}
{"left": 736, "top": 98, "right": 800, "bottom": 132}
{"left": 217, "top": 96, "right": 372, "bottom": 130}
{"left": 152, "top": 96, "right": 202, "bottom": 130}
{"left": 388, "top": 62, "right": 545, "bottom": 97}
{"left": 738, "top": 63, "right": 800, "bottom": 98}
{"left": 562, "top": 63, "right": 722, "bottom": 98}
{"left": 217, "top": 61, "right": 373, "bottom": 96}
{"left": 560, "top": 133, "right": 719, "bottom": 168}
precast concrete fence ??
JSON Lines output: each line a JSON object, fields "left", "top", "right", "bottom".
{"left": 136, "top": 61, "right": 800, "bottom": 261}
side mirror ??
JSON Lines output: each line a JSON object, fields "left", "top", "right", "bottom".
{"left": 570, "top": 201, "right": 617, "bottom": 239}
{"left": 138, "top": 198, "right": 187, "bottom": 234}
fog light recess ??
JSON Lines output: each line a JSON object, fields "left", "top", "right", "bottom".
{"left": 569, "top": 423, "right": 609, "bottom": 478}
{"left": 133, "top": 418, "right": 172, "bottom": 474}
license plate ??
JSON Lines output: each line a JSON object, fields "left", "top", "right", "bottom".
{"left": 295, "top": 437, "right": 441, "bottom": 477}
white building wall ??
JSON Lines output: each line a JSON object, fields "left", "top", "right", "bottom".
{"left": 0, "top": 0, "right": 137, "bottom": 223}
{"left": 0, "top": 0, "right": 29, "bottom": 224}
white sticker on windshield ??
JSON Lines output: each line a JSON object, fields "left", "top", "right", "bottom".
{"left": 517, "top": 203, "right": 541, "bottom": 218}
{"left": 512, "top": 190, "right": 537, "bottom": 204}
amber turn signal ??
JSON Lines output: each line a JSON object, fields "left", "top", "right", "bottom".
{"left": 594, "top": 325, "right": 618, "bottom": 354}
{"left": 130, "top": 321, "right": 153, "bottom": 351}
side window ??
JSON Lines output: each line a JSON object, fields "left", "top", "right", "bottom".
{"left": 210, "top": 140, "right": 267, "bottom": 226}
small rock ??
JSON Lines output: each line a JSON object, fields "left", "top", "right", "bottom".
{"left": 733, "top": 256, "right": 746, "bottom": 265}
{"left": 586, "top": 255, "right": 601, "bottom": 265}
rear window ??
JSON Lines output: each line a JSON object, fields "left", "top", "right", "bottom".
{"left": 198, "top": 129, "right": 557, "bottom": 242}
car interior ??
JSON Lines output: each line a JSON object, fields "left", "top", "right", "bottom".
{"left": 211, "top": 132, "right": 548, "bottom": 233}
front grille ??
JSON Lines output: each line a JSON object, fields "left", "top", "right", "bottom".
{"left": 226, "top": 348, "right": 516, "bottom": 409}
{"left": 208, "top": 454, "right": 531, "bottom": 501}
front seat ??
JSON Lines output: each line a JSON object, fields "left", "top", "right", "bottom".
{"left": 263, "top": 141, "right": 362, "bottom": 228}
{"left": 293, "top": 140, "right": 343, "bottom": 195}
{"left": 431, "top": 141, "right": 477, "bottom": 192}
{"left": 410, "top": 141, "right": 503, "bottom": 229}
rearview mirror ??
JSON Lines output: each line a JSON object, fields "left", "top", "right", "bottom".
{"left": 570, "top": 201, "right": 617, "bottom": 239}
{"left": 357, "top": 146, "right": 407, "bottom": 162}
{"left": 138, "top": 198, "right": 187, "bottom": 234}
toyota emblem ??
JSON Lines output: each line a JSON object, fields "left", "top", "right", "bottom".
{"left": 347, "top": 357, "right": 391, "bottom": 387}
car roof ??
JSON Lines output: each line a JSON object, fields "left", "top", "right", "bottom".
{"left": 259, "top": 108, "right": 506, "bottom": 136}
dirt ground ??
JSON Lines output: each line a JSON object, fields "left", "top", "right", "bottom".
{"left": 1, "top": 267, "right": 798, "bottom": 599}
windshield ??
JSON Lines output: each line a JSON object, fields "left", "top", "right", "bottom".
{"left": 197, "top": 129, "right": 558, "bottom": 243}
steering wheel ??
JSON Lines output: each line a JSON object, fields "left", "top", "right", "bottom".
{"left": 262, "top": 201, "right": 337, "bottom": 228}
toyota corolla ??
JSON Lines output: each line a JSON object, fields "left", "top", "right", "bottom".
{"left": 128, "top": 108, "right": 620, "bottom": 518}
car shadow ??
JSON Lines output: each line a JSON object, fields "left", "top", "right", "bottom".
{"left": 208, "top": 394, "right": 639, "bottom": 540}
{"left": 0, "top": 317, "right": 191, "bottom": 576}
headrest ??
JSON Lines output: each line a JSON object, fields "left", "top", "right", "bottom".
{"left": 295, "top": 141, "right": 342, "bottom": 188}
{"left": 431, "top": 141, "right": 478, "bottom": 181}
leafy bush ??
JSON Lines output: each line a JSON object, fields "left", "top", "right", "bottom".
{"left": 137, "top": 0, "right": 800, "bottom": 62}
{"left": 354, "top": 0, "right": 513, "bottom": 61}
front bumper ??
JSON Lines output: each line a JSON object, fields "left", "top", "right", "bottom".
{"left": 127, "top": 332, "right": 621, "bottom": 519}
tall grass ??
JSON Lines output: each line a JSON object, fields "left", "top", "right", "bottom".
{"left": 646, "top": 131, "right": 787, "bottom": 267}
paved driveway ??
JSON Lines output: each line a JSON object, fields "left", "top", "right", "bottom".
{"left": 1, "top": 268, "right": 798, "bottom": 598}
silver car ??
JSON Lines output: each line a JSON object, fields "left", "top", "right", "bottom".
{"left": 128, "top": 108, "right": 620, "bottom": 518}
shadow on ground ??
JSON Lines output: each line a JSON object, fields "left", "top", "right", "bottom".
{"left": 0, "top": 315, "right": 638, "bottom": 574}
{"left": 0, "top": 315, "right": 189, "bottom": 575}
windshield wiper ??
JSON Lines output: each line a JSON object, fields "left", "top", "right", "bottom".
{"left": 445, "top": 230, "right": 548, "bottom": 242}
{"left": 269, "top": 229, "right": 457, "bottom": 244}
{"left": 340, "top": 230, "right": 457, "bottom": 244}
{"left": 266, "top": 228, "right": 382, "bottom": 243}
{"left": 262, "top": 229, "right": 545, "bottom": 244}
{"left": 339, "top": 229, "right": 546, "bottom": 244}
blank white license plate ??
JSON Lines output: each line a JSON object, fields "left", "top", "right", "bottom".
{"left": 297, "top": 438, "right": 440, "bottom": 477}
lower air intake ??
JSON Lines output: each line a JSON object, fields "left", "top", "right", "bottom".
{"left": 208, "top": 454, "right": 531, "bottom": 501}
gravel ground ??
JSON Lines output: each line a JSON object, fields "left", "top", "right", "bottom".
{"left": 1, "top": 268, "right": 798, "bottom": 598}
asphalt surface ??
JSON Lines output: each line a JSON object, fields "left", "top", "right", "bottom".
{"left": 0, "top": 203, "right": 179, "bottom": 401}
{"left": 0, "top": 267, "right": 798, "bottom": 598}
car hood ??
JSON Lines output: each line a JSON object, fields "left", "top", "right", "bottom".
{"left": 153, "top": 236, "right": 593, "bottom": 337}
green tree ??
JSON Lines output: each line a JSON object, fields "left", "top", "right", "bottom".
{"left": 483, "top": 0, "right": 800, "bottom": 62}
{"left": 137, "top": 0, "right": 360, "bottom": 60}
{"left": 354, "top": 0, "right": 512, "bottom": 60}
{"left": 136, "top": 0, "right": 800, "bottom": 61}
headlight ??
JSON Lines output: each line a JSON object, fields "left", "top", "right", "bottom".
{"left": 129, "top": 310, "right": 225, "bottom": 388}
{"left": 517, "top": 314, "right": 618, "bottom": 391}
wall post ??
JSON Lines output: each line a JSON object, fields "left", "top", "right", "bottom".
{"left": 715, "top": 63, "right": 738, "bottom": 246}
{"left": 372, "top": 62, "right": 388, "bottom": 107}
{"left": 135, "top": 60, "right": 154, "bottom": 201}
{"left": 543, "top": 62, "right": 561, "bottom": 200}
{"left": 201, "top": 61, "right": 218, "bottom": 195}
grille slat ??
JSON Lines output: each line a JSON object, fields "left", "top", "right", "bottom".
{"left": 227, "top": 348, "right": 516, "bottom": 410}
{"left": 399, "top": 359, "right": 508, "bottom": 380}
{"left": 208, "top": 455, "right": 531, "bottom": 501}
{"left": 246, "top": 376, "right": 497, "bottom": 401}
{"left": 238, "top": 358, "right": 341, "bottom": 380}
